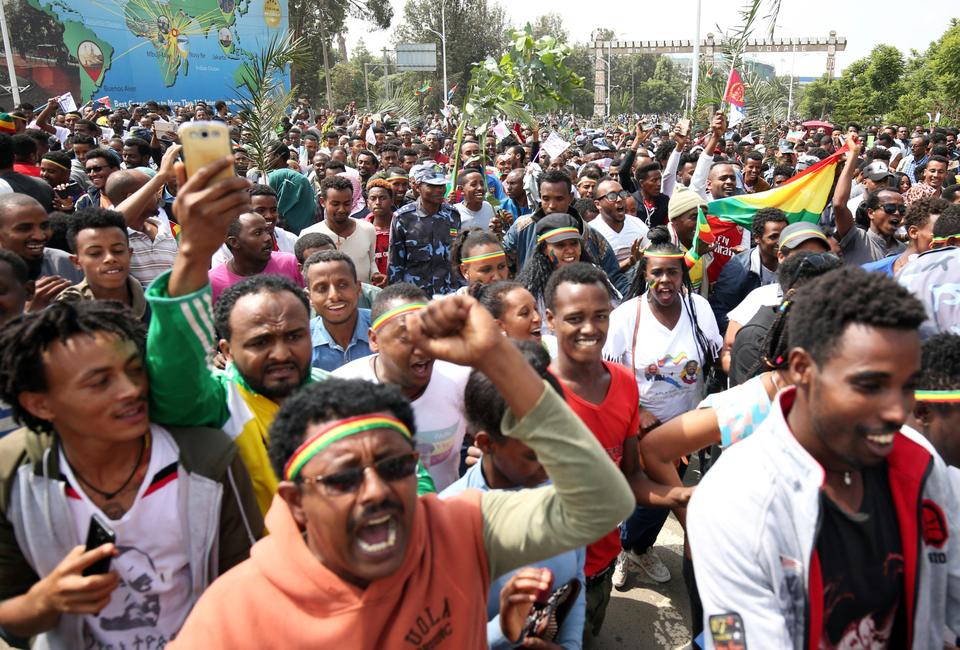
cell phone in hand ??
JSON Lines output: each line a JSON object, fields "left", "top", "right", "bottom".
{"left": 679, "top": 118, "right": 691, "bottom": 137}
{"left": 55, "top": 182, "right": 78, "bottom": 198}
{"left": 179, "top": 121, "right": 235, "bottom": 183}
{"left": 82, "top": 513, "right": 116, "bottom": 576}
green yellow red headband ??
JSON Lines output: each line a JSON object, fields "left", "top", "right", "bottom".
{"left": 284, "top": 414, "right": 412, "bottom": 480}
{"left": 915, "top": 390, "right": 960, "bottom": 403}
{"left": 537, "top": 227, "right": 579, "bottom": 244}
{"left": 461, "top": 250, "right": 505, "bottom": 264}
{"left": 388, "top": 174, "right": 409, "bottom": 181}
{"left": 371, "top": 302, "right": 426, "bottom": 333}
{"left": 932, "top": 235, "right": 960, "bottom": 244}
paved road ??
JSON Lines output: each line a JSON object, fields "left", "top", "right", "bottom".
{"left": 594, "top": 457, "right": 705, "bottom": 650}
{"left": 595, "top": 513, "right": 693, "bottom": 650}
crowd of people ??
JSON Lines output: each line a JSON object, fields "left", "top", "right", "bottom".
{"left": 0, "top": 93, "right": 959, "bottom": 650}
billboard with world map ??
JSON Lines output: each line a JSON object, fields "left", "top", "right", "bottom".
{"left": 5, "top": 0, "right": 288, "bottom": 106}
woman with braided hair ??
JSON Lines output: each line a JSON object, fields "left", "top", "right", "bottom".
{"left": 602, "top": 226, "right": 721, "bottom": 589}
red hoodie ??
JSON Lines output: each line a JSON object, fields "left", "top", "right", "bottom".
{"left": 170, "top": 491, "right": 489, "bottom": 649}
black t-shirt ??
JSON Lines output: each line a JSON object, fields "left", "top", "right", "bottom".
{"left": 729, "top": 305, "right": 778, "bottom": 386}
{"left": 816, "top": 465, "right": 906, "bottom": 648}
{"left": 0, "top": 171, "right": 54, "bottom": 212}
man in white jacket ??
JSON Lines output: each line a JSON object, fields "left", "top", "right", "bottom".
{"left": 689, "top": 266, "right": 960, "bottom": 649}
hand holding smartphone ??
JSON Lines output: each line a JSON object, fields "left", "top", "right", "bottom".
{"left": 82, "top": 513, "right": 116, "bottom": 577}
{"left": 179, "top": 121, "right": 235, "bottom": 183}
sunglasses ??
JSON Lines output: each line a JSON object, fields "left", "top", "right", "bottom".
{"left": 300, "top": 451, "right": 419, "bottom": 496}
{"left": 85, "top": 165, "right": 106, "bottom": 173}
{"left": 880, "top": 203, "right": 906, "bottom": 215}
{"left": 795, "top": 252, "right": 840, "bottom": 275}
{"left": 601, "top": 190, "right": 631, "bottom": 202}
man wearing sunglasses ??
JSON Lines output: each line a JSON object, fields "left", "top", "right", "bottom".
{"left": 589, "top": 179, "right": 649, "bottom": 271}
{"left": 169, "top": 291, "right": 635, "bottom": 649}
{"left": 833, "top": 137, "right": 907, "bottom": 266}
{"left": 75, "top": 148, "right": 121, "bottom": 211}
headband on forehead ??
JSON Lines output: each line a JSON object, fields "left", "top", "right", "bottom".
{"left": 537, "top": 227, "right": 580, "bottom": 245}
{"left": 461, "top": 250, "right": 505, "bottom": 264}
{"left": 387, "top": 175, "right": 408, "bottom": 182}
{"left": 283, "top": 414, "right": 412, "bottom": 481}
{"left": 371, "top": 302, "right": 426, "bottom": 333}
{"left": 42, "top": 158, "right": 70, "bottom": 172}
{"left": 643, "top": 251, "right": 685, "bottom": 259}
{"left": 915, "top": 390, "right": 960, "bottom": 403}
{"left": 932, "top": 235, "right": 960, "bottom": 244}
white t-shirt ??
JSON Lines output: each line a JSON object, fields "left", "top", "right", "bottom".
{"left": 454, "top": 202, "right": 494, "bottom": 230}
{"left": 727, "top": 283, "right": 782, "bottom": 326}
{"left": 300, "top": 218, "right": 377, "bottom": 282}
{"left": 333, "top": 356, "right": 470, "bottom": 490}
{"left": 60, "top": 425, "right": 191, "bottom": 649}
{"left": 589, "top": 216, "right": 650, "bottom": 263}
{"left": 603, "top": 293, "right": 721, "bottom": 422}
{"left": 211, "top": 227, "right": 298, "bottom": 268}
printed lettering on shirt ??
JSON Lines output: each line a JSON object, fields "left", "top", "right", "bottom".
{"left": 416, "top": 423, "right": 458, "bottom": 469}
{"left": 708, "top": 612, "right": 746, "bottom": 650}
{"left": 404, "top": 597, "right": 453, "bottom": 648}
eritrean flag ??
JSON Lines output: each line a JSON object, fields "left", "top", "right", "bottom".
{"left": 687, "top": 144, "right": 848, "bottom": 282}
{"left": 415, "top": 83, "right": 432, "bottom": 96}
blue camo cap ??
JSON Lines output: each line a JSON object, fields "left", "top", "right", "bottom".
{"left": 411, "top": 163, "right": 448, "bottom": 186}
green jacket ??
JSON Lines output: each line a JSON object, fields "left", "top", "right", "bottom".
{"left": 144, "top": 271, "right": 434, "bottom": 515}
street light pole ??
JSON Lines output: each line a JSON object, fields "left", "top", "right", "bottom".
{"left": 363, "top": 63, "right": 370, "bottom": 110}
{"left": 690, "top": 0, "right": 701, "bottom": 114}
{"left": 440, "top": 1, "right": 448, "bottom": 104}
{"left": 0, "top": 0, "right": 20, "bottom": 106}
{"left": 607, "top": 41, "right": 612, "bottom": 118}
{"left": 787, "top": 42, "right": 795, "bottom": 122}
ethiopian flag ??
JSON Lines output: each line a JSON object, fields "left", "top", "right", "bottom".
{"left": 415, "top": 83, "right": 432, "bottom": 96}
{"left": 687, "top": 144, "right": 848, "bottom": 282}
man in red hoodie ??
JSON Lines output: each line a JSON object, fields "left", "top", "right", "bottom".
{"left": 170, "top": 291, "right": 635, "bottom": 649}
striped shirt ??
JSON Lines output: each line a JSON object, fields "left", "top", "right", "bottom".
{"left": 128, "top": 218, "right": 178, "bottom": 289}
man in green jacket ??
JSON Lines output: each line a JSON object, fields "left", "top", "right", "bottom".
{"left": 145, "top": 156, "right": 433, "bottom": 516}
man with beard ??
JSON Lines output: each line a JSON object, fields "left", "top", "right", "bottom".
{"left": 589, "top": 178, "right": 649, "bottom": 270}
{"left": 688, "top": 266, "right": 960, "bottom": 648}
{"left": 145, "top": 155, "right": 324, "bottom": 515}
{"left": 169, "top": 288, "right": 635, "bottom": 649}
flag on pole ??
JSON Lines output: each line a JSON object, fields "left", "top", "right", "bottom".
{"left": 95, "top": 96, "right": 112, "bottom": 110}
{"left": 447, "top": 84, "right": 458, "bottom": 100}
{"left": 686, "top": 145, "right": 848, "bottom": 281}
{"left": 723, "top": 68, "right": 746, "bottom": 128}
{"left": 415, "top": 83, "right": 432, "bottom": 96}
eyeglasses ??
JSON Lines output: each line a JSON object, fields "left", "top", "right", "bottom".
{"left": 601, "top": 190, "right": 631, "bottom": 202}
{"left": 86, "top": 165, "right": 105, "bottom": 173}
{"left": 300, "top": 451, "right": 419, "bottom": 496}
{"left": 880, "top": 203, "right": 906, "bottom": 215}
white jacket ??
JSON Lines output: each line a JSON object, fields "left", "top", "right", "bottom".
{"left": 688, "top": 387, "right": 960, "bottom": 649}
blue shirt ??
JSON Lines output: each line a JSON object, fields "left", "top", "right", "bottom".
{"left": 309, "top": 308, "right": 372, "bottom": 372}
{"left": 501, "top": 197, "right": 532, "bottom": 220}
{"left": 441, "top": 463, "right": 586, "bottom": 649}
{"left": 862, "top": 254, "right": 899, "bottom": 277}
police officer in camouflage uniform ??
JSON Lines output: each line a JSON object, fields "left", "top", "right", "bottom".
{"left": 387, "top": 163, "right": 461, "bottom": 296}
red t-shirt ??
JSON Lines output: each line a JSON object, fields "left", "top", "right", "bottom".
{"left": 558, "top": 361, "right": 640, "bottom": 577}
{"left": 365, "top": 215, "right": 390, "bottom": 275}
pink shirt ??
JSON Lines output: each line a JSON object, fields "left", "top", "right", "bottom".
{"left": 208, "top": 252, "right": 304, "bottom": 305}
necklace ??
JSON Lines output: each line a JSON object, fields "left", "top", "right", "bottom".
{"left": 66, "top": 434, "right": 148, "bottom": 501}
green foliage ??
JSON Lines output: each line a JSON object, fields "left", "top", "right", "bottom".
{"left": 234, "top": 33, "right": 311, "bottom": 176}
{"left": 393, "top": 0, "right": 510, "bottom": 107}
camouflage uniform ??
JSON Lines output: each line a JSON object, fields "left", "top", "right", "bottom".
{"left": 388, "top": 198, "right": 462, "bottom": 296}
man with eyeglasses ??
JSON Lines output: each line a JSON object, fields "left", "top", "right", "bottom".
{"left": 589, "top": 178, "right": 649, "bottom": 271}
{"left": 833, "top": 137, "right": 907, "bottom": 266}
{"left": 168, "top": 291, "right": 635, "bottom": 649}
{"left": 75, "top": 148, "right": 121, "bottom": 210}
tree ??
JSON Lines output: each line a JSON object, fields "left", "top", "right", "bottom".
{"left": 393, "top": 0, "right": 509, "bottom": 107}
{"left": 288, "top": 0, "right": 393, "bottom": 108}
{"left": 530, "top": 13, "right": 568, "bottom": 43}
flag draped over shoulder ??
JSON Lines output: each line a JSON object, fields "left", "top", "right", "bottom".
{"left": 686, "top": 144, "right": 848, "bottom": 282}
